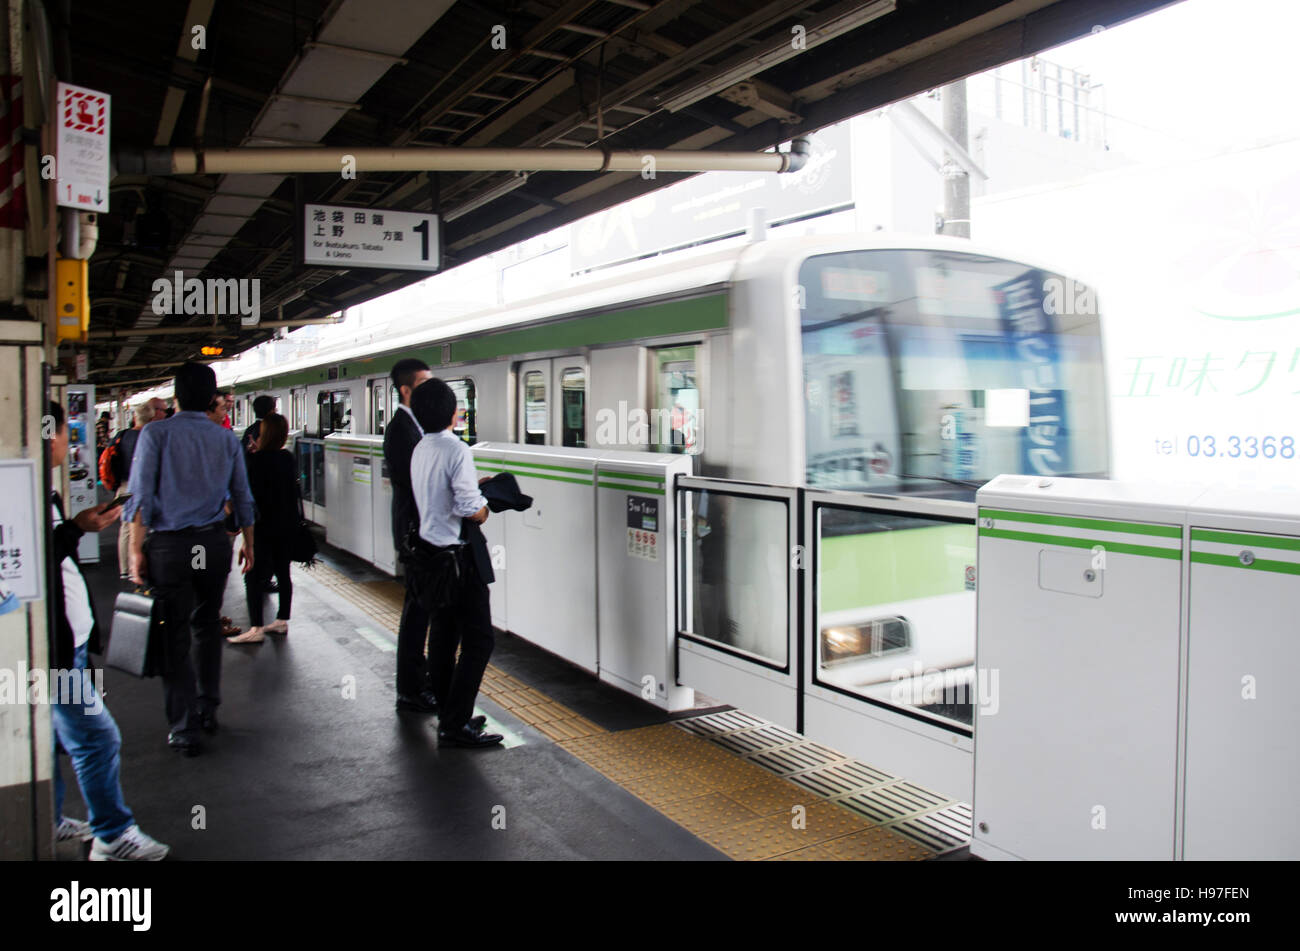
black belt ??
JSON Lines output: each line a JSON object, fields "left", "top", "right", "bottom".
{"left": 151, "top": 521, "right": 226, "bottom": 536}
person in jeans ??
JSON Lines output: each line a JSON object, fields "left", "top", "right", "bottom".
{"left": 47, "top": 401, "right": 169, "bottom": 860}
{"left": 124, "top": 363, "right": 256, "bottom": 757}
{"left": 228, "top": 413, "right": 297, "bottom": 644}
{"left": 410, "top": 379, "right": 502, "bottom": 749}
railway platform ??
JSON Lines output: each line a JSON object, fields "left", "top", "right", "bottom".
{"left": 55, "top": 515, "right": 965, "bottom": 862}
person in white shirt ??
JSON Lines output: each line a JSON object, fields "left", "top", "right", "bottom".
{"left": 409, "top": 378, "right": 502, "bottom": 748}
{"left": 47, "top": 400, "right": 169, "bottom": 860}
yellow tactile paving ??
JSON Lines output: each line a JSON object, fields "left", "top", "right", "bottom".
{"left": 309, "top": 560, "right": 935, "bottom": 861}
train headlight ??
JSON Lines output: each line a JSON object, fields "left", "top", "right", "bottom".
{"left": 820, "top": 617, "right": 912, "bottom": 666}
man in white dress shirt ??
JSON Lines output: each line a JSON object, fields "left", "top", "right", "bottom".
{"left": 409, "top": 378, "right": 503, "bottom": 748}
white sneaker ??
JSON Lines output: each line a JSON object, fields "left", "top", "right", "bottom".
{"left": 264, "top": 619, "right": 289, "bottom": 634}
{"left": 57, "top": 816, "right": 93, "bottom": 842}
{"left": 89, "top": 824, "right": 170, "bottom": 862}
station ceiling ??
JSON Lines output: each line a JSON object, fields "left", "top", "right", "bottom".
{"left": 70, "top": 0, "right": 1180, "bottom": 390}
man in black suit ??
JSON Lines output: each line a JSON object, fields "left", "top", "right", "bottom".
{"left": 384, "top": 358, "right": 439, "bottom": 713}
{"left": 241, "top": 394, "right": 276, "bottom": 453}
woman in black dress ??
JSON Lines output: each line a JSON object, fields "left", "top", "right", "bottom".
{"left": 228, "top": 413, "right": 298, "bottom": 643}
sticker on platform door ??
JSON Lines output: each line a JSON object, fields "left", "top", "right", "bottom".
{"left": 626, "top": 528, "right": 659, "bottom": 561}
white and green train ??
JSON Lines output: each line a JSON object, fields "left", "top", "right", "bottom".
{"left": 212, "top": 233, "right": 1107, "bottom": 746}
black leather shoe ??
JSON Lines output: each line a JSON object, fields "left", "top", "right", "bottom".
{"left": 438, "top": 723, "right": 503, "bottom": 748}
{"left": 167, "top": 732, "right": 201, "bottom": 757}
{"left": 469, "top": 714, "right": 487, "bottom": 730}
{"left": 395, "top": 690, "right": 439, "bottom": 714}
{"left": 199, "top": 710, "right": 218, "bottom": 735}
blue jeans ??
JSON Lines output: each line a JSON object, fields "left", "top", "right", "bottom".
{"left": 52, "top": 644, "right": 134, "bottom": 841}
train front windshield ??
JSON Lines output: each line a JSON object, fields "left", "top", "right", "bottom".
{"left": 800, "top": 248, "right": 1108, "bottom": 494}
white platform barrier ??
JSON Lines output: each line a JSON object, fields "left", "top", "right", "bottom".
{"left": 323, "top": 437, "right": 694, "bottom": 711}
{"left": 973, "top": 475, "right": 1300, "bottom": 861}
{"left": 473, "top": 443, "right": 695, "bottom": 711}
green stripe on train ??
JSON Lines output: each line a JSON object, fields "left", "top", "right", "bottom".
{"left": 979, "top": 527, "right": 1180, "bottom": 560}
{"left": 233, "top": 294, "right": 726, "bottom": 393}
{"left": 451, "top": 294, "right": 726, "bottom": 363}
{"left": 1190, "top": 551, "right": 1300, "bottom": 575}
{"left": 820, "top": 523, "right": 976, "bottom": 614}
{"left": 978, "top": 508, "right": 1181, "bottom": 538}
{"left": 1190, "top": 528, "right": 1300, "bottom": 551}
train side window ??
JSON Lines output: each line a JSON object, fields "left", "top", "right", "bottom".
{"left": 653, "top": 346, "right": 701, "bottom": 454}
{"left": 523, "top": 370, "right": 547, "bottom": 445}
{"left": 318, "top": 389, "right": 352, "bottom": 435}
{"left": 292, "top": 389, "right": 306, "bottom": 430}
{"left": 447, "top": 378, "right": 477, "bottom": 444}
{"left": 560, "top": 367, "right": 586, "bottom": 448}
{"left": 371, "top": 379, "right": 388, "bottom": 434}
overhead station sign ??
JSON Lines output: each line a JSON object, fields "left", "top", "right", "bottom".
{"left": 303, "top": 203, "right": 440, "bottom": 271}
{"left": 56, "top": 82, "right": 110, "bottom": 212}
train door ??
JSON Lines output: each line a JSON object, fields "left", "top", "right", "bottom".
{"left": 515, "top": 357, "right": 588, "bottom": 446}
{"left": 651, "top": 345, "right": 700, "bottom": 454}
{"left": 370, "top": 378, "right": 389, "bottom": 434}
{"left": 517, "top": 359, "right": 549, "bottom": 444}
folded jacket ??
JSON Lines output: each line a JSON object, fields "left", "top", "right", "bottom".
{"left": 479, "top": 471, "right": 533, "bottom": 513}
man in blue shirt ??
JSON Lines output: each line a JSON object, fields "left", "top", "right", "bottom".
{"left": 125, "top": 362, "right": 256, "bottom": 756}
{"left": 410, "top": 378, "right": 502, "bottom": 749}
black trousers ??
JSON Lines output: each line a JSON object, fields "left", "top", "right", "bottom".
{"left": 396, "top": 563, "right": 433, "bottom": 698}
{"left": 244, "top": 533, "right": 291, "bottom": 627}
{"left": 145, "top": 525, "right": 232, "bottom": 737}
{"left": 428, "top": 559, "right": 494, "bottom": 732}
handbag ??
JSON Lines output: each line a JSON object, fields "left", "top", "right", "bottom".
{"left": 288, "top": 490, "right": 318, "bottom": 567}
{"left": 403, "top": 527, "right": 466, "bottom": 611}
{"left": 104, "top": 588, "right": 165, "bottom": 678}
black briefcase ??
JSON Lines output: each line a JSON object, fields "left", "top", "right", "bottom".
{"left": 104, "top": 589, "right": 165, "bottom": 678}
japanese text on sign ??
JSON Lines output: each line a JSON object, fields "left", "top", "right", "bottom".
{"left": 303, "top": 203, "right": 440, "bottom": 271}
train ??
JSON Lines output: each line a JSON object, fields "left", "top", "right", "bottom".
{"left": 169, "top": 233, "right": 1108, "bottom": 772}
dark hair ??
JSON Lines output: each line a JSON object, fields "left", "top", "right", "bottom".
{"left": 49, "top": 400, "right": 65, "bottom": 428}
{"left": 411, "top": 377, "right": 457, "bottom": 433}
{"left": 255, "top": 412, "right": 289, "bottom": 452}
{"left": 252, "top": 394, "right": 275, "bottom": 418}
{"left": 175, "top": 362, "right": 218, "bottom": 412}
{"left": 390, "top": 358, "right": 430, "bottom": 395}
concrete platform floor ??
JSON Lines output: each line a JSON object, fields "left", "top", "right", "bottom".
{"left": 58, "top": 522, "right": 726, "bottom": 860}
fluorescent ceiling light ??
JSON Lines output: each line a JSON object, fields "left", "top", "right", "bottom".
{"left": 444, "top": 171, "right": 530, "bottom": 222}
{"left": 656, "top": 0, "right": 896, "bottom": 114}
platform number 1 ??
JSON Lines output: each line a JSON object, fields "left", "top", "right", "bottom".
{"left": 412, "top": 219, "right": 431, "bottom": 261}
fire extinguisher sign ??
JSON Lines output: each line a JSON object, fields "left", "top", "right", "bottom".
{"left": 56, "top": 82, "right": 110, "bottom": 213}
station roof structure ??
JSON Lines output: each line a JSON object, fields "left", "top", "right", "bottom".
{"left": 69, "top": 0, "right": 1180, "bottom": 388}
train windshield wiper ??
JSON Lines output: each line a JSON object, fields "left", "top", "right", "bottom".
{"left": 898, "top": 473, "right": 986, "bottom": 490}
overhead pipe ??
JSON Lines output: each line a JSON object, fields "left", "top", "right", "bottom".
{"left": 87, "top": 316, "right": 338, "bottom": 339}
{"left": 116, "top": 139, "right": 813, "bottom": 177}
{"left": 88, "top": 359, "right": 232, "bottom": 375}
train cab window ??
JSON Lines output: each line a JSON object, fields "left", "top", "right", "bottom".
{"left": 447, "top": 378, "right": 477, "bottom": 444}
{"left": 560, "top": 368, "right": 586, "bottom": 448}
{"left": 653, "top": 347, "right": 700, "bottom": 454}
{"left": 799, "top": 249, "right": 1107, "bottom": 492}
{"left": 371, "top": 379, "right": 388, "bottom": 434}
{"left": 318, "top": 389, "right": 352, "bottom": 435}
{"left": 523, "top": 371, "right": 547, "bottom": 445}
